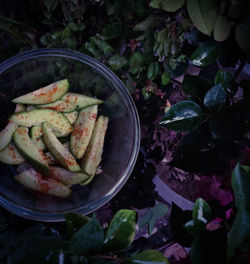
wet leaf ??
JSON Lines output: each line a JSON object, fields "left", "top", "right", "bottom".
{"left": 182, "top": 74, "right": 212, "bottom": 98}
{"left": 68, "top": 215, "right": 104, "bottom": 256}
{"left": 204, "top": 84, "right": 227, "bottom": 110}
{"left": 128, "top": 250, "right": 169, "bottom": 264}
{"left": 129, "top": 51, "right": 144, "bottom": 74}
{"left": 214, "top": 15, "right": 231, "bottom": 42}
{"left": 159, "top": 100, "right": 205, "bottom": 132}
{"left": 214, "top": 70, "right": 237, "bottom": 96}
{"left": 191, "top": 40, "right": 221, "bottom": 67}
{"left": 108, "top": 55, "right": 128, "bottom": 70}
{"left": 235, "top": 22, "right": 250, "bottom": 56}
{"left": 187, "top": 0, "right": 219, "bottom": 36}
{"left": 133, "top": 15, "right": 159, "bottom": 32}
{"left": 103, "top": 209, "right": 136, "bottom": 253}
{"left": 65, "top": 212, "right": 90, "bottom": 238}
{"left": 192, "top": 198, "right": 212, "bottom": 224}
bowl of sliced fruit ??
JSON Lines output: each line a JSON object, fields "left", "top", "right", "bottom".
{"left": 0, "top": 49, "right": 140, "bottom": 221}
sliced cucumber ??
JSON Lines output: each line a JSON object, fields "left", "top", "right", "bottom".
{"left": 81, "top": 115, "right": 108, "bottom": 177}
{"left": 26, "top": 105, "right": 36, "bottom": 111}
{"left": 39, "top": 100, "right": 77, "bottom": 113}
{"left": 32, "top": 137, "right": 46, "bottom": 151}
{"left": 62, "top": 93, "right": 103, "bottom": 110}
{"left": 0, "top": 143, "right": 25, "bottom": 165}
{"left": 30, "top": 125, "right": 43, "bottom": 139}
{"left": 44, "top": 152, "right": 57, "bottom": 165}
{"left": 12, "top": 79, "right": 69, "bottom": 105}
{"left": 15, "top": 168, "right": 72, "bottom": 198}
{"left": 9, "top": 109, "right": 72, "bottom": 137}
{"left": 64, "top": 111, "right": 78, "bottom": 125}
{"left": 0, "top": 104, "right": 25, "bottom": 151}
{"left": 49, "top": 167, "right": 89, "bottom": 186}
{"left": 70, "top": 105, "right": 98, "bottom": 159}
{"left": 13, "top": 127, "right": 49, "bottom": 174}
{"left": 42, "top": 122, "right": 81, "bottom": 172}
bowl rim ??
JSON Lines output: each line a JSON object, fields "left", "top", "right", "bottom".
{"left": 0, "top": 48, "right": 141, "bottom": 221}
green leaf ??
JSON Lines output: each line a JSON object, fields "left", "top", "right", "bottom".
{"left": 68, "top": 215, "right": 104, "bottom": 256}
{"left": 129, "top": 51, "right": 144, "bottom": 74}
{"left": 191, "top": 40, "right": 221, "bottom": 67}
{"left": 183, "top": 219, "right": 206, "bottom": 236}
{"left": 187, "top": 0, "right": 219, "bottom": 36}
{"left": 192, "top": 198, "right": 212, "bottom": 224}
{"left": 68, "top": 22, "right": 79, "bottom": 31}
{"left": 133, "top": 15, "right": 159, "bottom": 32}
{"left": 161, "top": 0, "right": 185, "bottom": 12}
{"left": 231, "top": 164, "right": 250, "bottom": 211}
{"left": 214, "top": 15, "right": 231, "bottom": 42}
{"left": 65, "top": 212, "right": 90, "bottom": 238}
{"left": 214, "top": 70, "right": 237, "bottom": 96}
{"left": 148, "top": 217, "right": 156, "bottom": 236}
{"left": 204, "top": 84, "right": 227, "bottom": 110}
{"left": 147, "top": 62, "right": 160, "bottom": 80}
{"left": 90, "top": 36, "right": 113, "bottom": 56}
{"left": 182, "top": 74, "right": 212, "bottom": 98}
{"left": 43, "top": 0, "right": 58, "bottom": 12}
{"left": 108, "top": 55, "right": 128, "bottom": 70}
{"left": 235, "top": 22, "right": 250, "bottom": 56}
{"left": 161, "top": 71, "right": 171, "bottom": 85}
{"left": 142, "top": 87, "right": 151, "bottom": 100}
{"left": 149, "top": 0, "right": 161, "bottom": 9}
{"left": 159, "top": 100, "right": 205, "bottom": 132}
{"left": 191, "top": 230, "right": 227, "bottom": 264}
{"left": 164, "top": 59, "right": 189, "bottom": 78}
{"left": 103, "top": 209, "right": 136, "bottom": 253}
{"left": 128, "top": 250, "right": 169, "bottom": 264}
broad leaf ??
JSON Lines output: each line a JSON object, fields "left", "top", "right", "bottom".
{"left": 149, "top": 0, "right": 161, "bottom": 8}
{"left": 65, "top": 212, "right": 90, "bottom": 238}
{"left": 204, "top": 84, "right": 226, "bottom": 110}
{"left": 161, "top": 71, "right": 171, "bottom": 85}
{"left": 103, "top": 209, "right": 136, "bottom": 253}
{"left": 183, "top": 219, "right": 206, "bottom": 237}
{"left": 133, "top": 15, "right": 159, "bottom": 32}
{"left": 191, "top": 40, "right": 221, "bottom": 67}
{"left": 147, "top": 62, "right": 160, "bottom": 80}
{"left": 90, "top": 36, "right": 113, "bottom": 56}
{"left": 231, "top": 164, "right": 250, "bottom": 211}
{"left": 228, "top": 209, "right": 250, "bottom": 260}
{"left": 182, "top": 74, "right": 212, "bottom": 98}
{"left": 159, "top": 0, "right": 185, "bottom": 12}
{"left": 159, "top": 100, "right": 205, "bottom": 132}
{"left": 129, "top": 51, "right": 144, "bottom": 74}
{"left": 187, "top": 0, "right": 219, "bottom": 36}
{"left": 68, "top": 215, "right": 104, "bottom": 256}
{"left": 235, "top": 22, "right": 250, "bottom": 56}
{"left": 191, "top": 230, "right": 227, "bottom": 264}
{"left": 128, "top": 250, "right": 169, "bottom": 264}
{"left": 214, "top": 70, "right": 237, "bottom": 96}
{"left": 164, "top": 59, "right": 189, "bottom": 78}
{"left": 192, "top": 198, "right": 212, "bottom": 224}
{"left": 108, "top": 55, "right": 128, "bottom": 70}
{"left": 214, "top": 15, "right": 231, "bottom": 42}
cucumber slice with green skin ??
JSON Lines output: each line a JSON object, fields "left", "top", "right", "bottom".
{"left": 15, "top": 168, "right": 72, "bottom": 198}
{"left": 70, "top": 105, "right": 98, "bottom": 159}
{"left": 42, "top": 122, "right": 81, "bottom": 172}
{"left": 0, "top": 104, "right": 25, "bottom": 151}
{"left": 62, "top": 93, "right": 103, "bottom": 110}
{"left": 26, "top": 105, "right": 36, "bottom": 111}
{"left": 9, "top": 109, "right": 72, "bottom": 137}
{"left": 81, "top": 115, "right": 108, "bottom": 177}
{"left": 39, "top": 100, "right": 77, "bottom": 113}
{"left": 49, "top": 167, "right": 90, "bottom": 186}
{"left": 32, "top": 137, "right": 46, "bottom": 151}
{"left": 12, "top": 79, "right": 69, "bottom": 105}
{"left": 30, "top": 125, "right": 43, "bottom": 139}
{"left": 13, "top": 127, "right": 49, "bottom": 174}
{"left": 0, "top": 143, "right": 25, "bottom": 165}
{"left": 64, "top": 111, "right": 78, "bottom": 125}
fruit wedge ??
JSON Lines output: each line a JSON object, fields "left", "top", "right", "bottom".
{"left": 42, "top": 122, "right": 81, "bottom": 172}
{"left": 70, "top": 105, "right": 98, "bottom": 159}
{"left": 64, "top": 111, "right": 78, "bottom": 125}
{"left": 0, "top": 143, "right": 25, "bottom": 165}
{"left": 12, "top": 79, "right": 69, "bottom": 105}
{"left": 15, "top": 168, "right": 71, "bottom": 198}
{"left": 9, "top": 109, "right": 72, "bottom": 137}
{"left": 81, "top": 115, "right": 108, "bottom": 177}
{"left": 13, "top": 127, "right": 49, "bottom": 174}
{"left": 49, "top": 167, "right": 90, "bottom": 186}
{"left": 0, "top": 104, "right": 25, "bottom": 151}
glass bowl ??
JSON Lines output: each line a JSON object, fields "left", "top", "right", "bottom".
{"left": 0, "top": 49, "right": 140, "bottom": 221}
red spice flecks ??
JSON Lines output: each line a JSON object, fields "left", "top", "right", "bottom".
{"left": 92, "top": 113, "right": 97, "bottom": 119}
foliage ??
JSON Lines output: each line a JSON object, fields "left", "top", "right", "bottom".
{"left": 160, "top": 66, "right": 250, "bottom": 175}
{"left": 0, "top": 209, "right": 169, "bottom": 264}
